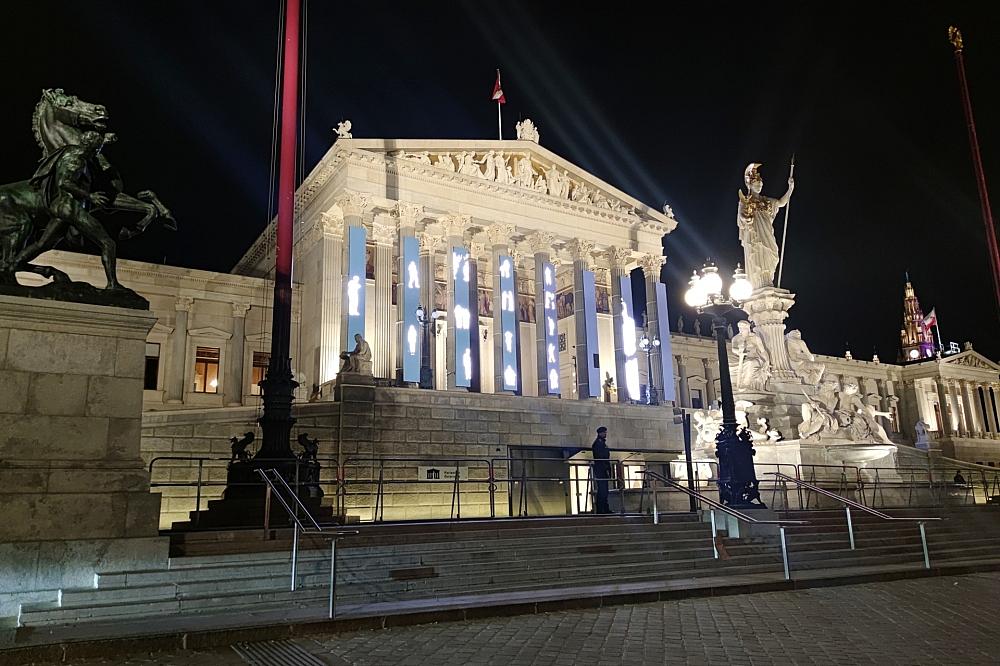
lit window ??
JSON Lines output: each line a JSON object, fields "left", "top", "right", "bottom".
{"left": 144, "top": 343, "right": 160, "bottom": 391}
{"left": 250, "top": 352, "right": 269, "bottom": 396}
{"left": 193, "top": 347, "right": 220, "bottom": 393}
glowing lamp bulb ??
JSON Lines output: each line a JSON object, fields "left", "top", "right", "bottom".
{"left": 699, "top": 264, "right": 723, "bottom": 297}
{"left": 684, "top": 272, "right": 706, "bottom": 308}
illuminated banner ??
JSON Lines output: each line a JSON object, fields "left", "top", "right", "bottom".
{"left": 346, "top": 225, "right": 367, "bottom": 343}
{"left": 618, "top": 275, "right": 640, "bottom": 401}
{"left": 542, "top": 261, "right": 559, "bottom": 394}
{"left": 582, "top": 270, "right": 601, "bottom": 397}
{"left": 401, "top": 234, "right": 420, "bottom": 383}
{"left": 655, "top": 282, "right": 676, "bottom": 402}
{"left": 452, "top": 246, "right": 472, "bottom": 388}
{"left": 498, "top": 254, "right": 519, "bottom": 391}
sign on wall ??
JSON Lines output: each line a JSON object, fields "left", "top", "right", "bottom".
{"left": 618, "top": 275, "right": 640, "bottom": 401}
{"left": 542, "top": 261, "right": 560, "bottom": 394}
{"left": 656, "top": 282, "right": 675, "bottom": 401}
{"left": 401, "top": 234, "right": 420, "bottom": 383}
{"left": 346, "top": 225, "right": 367, "bottom": 343}
{"left": 452, "top": 246, "right": 472, "bottom": 387}
{"left": 498, "top": 254, "right": 519, "bottom": 390}
{"left": 582, "top": 270, "right": 601, "bottom": 398}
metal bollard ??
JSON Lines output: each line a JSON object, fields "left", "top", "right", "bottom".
{"left": 845, "top": 506, "right": 855, "bottom": 550}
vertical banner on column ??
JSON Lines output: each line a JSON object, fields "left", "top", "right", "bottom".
{"left": 618, "top": 275, "right": 640, "bottom": 401}
{"left": 452, "top": 246, "right": 472, "bottom": 387}
{"left": 498, "top": 255, "right": 519, "bottom": 391}
{"left": 346, "top": 226, "right": 367, "bottom": 342}
{"left": 582, "top": 270, "right": 601, "bottom": 398}
{"left": 655, "top": 282, "right": 676, "bottom": 402}
{"left": 542, "top": 262, "right": 560, "bottom": 395}
{"left": 401, "top": 235, "right": 421, "bottom": 383}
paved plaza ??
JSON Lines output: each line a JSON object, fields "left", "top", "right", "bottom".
{"left": 46, "top": 573, "right": 1000, "bottom": 665}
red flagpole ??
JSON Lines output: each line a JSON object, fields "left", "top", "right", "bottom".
{"left": 258, "top": 0, "right": 301, "bottom": 459}
{"left": 949, "top": 26, "right": 1000, "bottom": 321}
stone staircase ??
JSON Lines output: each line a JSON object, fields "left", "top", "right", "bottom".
{"left": 9, "top": 506, "right": 1000, "bottom": 634}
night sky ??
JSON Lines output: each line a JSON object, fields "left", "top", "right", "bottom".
{"left": 4, "top": 1, "right": 999, "bottom": 361}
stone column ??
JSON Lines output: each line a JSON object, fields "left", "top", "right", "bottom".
{"left": 884, "top": 379, "right": 900, "bottom": 433}
{"left": 469, "top": 240, "right": 485, "bottom": 393}
{"left": 487, "top": 223, "right": 516, "bottom": 394}
{"left": 961, "top": 381, "right": 980, "bottom": 437}
{"left": 337, "top": 192, "right": 370, "bottom": 354}
{"left": 742, "top": 288, "right": 796, "bottom": 382}
{"left": 935, "top": 379, "right": 952, "bottom": 434}
{"left": 527, "top": 233, "right": 555, "bottom": 396}
{"left": 949, "top": 380, "right": 968, "bottom": 436}
{"left": 568, "top": 239, "right": 596, "bottom": 400}
{"left": 372, "top": 215, "right": 396, "bottom": 379}
{"left": 315, "top": 212, "right": 346, "bottom": 385}
{"left": 395, "top": 203, "right": 424, "bottom": 381}
{"left": 441, "top": 214, "right": 469, "bottom": 390}
{"left": 990, "top": 384, "right": 1000, "bottom": 438}
{"left": 972, "top": 383, "right": 989, "bottom": 438}
{"left": 676, "top": 355, "right": 691, "bottom": 408}
{"left": 418, "top": 228, "right": 443, "bottom": 387}
{"left": 702, "top": 358, "right": 717, "bottom": 407}
{"left": 607, "top": 247, "right": 633, "bottom": 403}
{"left": 224, "top": 302, "right": 250, "bottom": 406}
{"left": 639, "top": 253, "right": 666, "bottom": 400}
{"left": 165, "top": 296, "right": 193, "bottom": 403}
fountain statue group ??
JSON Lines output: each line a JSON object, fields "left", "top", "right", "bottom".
{"left": 0, "top": 89, "right": 176, "bottom": 306}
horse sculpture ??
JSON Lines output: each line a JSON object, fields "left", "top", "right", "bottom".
{"left": 0, "top": 88, "right": 176, "bottom": 292}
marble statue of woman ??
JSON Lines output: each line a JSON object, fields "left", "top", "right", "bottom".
{"left": 737, "top": 163, "right": 794, "bottom": 289}
{"left": 731, "top": 320, "right": 771, "bottom": 391}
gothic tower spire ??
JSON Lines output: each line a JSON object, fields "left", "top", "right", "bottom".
{"left": 899, "top": 275, "right": 934, "bottom": 361}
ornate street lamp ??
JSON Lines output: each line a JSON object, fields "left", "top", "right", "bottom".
{"left": 638, "top": 320, "right": 661, "bottom": 405}
{"left": 416, "top": 304, "right": 445, "bottom": 389}
{"left": 684, "top": 260, "right": 765, "bottom": 508}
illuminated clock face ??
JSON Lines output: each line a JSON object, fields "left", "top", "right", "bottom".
{"left": 908, "top": 349, "right": 919, "bottom": 360}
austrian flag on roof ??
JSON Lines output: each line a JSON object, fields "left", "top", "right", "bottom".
{"left": 491, "top": 69, "right": 506, "bottom": 104}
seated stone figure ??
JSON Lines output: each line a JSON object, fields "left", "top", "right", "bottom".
{"left": 798, "top": 377, "right": 841, "bottom": 440}
{"left": 785, "top": 329, "right": 825, "bottom": 386}
{"left": 340, "top": 333, "right": 373, "bottom": 375}
{"left": 835, "top": 379, "right": 893, "bottom": 445}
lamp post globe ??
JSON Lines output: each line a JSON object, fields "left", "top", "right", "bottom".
{"left": 686, "top": 260, "right": 765, "bottom": 508}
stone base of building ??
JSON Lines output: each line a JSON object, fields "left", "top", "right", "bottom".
{"left": 0, "top": 295, "right": 168, "bottom": 615}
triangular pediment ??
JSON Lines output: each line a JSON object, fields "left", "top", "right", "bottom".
{"left": 333, "top": 138, "right": 676, "bottom": 229}
{"left": 188, "top": 326, "right": 232, "bottom": 340}
{"left": 943, "top": 350, "right": 1000, "bottom": 372}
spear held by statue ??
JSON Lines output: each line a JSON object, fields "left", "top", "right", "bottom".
{"left": 776, "top": 155, "right": 795, "bottom": 288}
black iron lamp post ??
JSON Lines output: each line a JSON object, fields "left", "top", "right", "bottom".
{"left": 684, "top": 261, "right": 766, "bottom": 508}
{"left": 416, "top": 304, "right": 445, "bottom": 389}
{"left": 638, "top": 321, "right": 661, "bottom": 405}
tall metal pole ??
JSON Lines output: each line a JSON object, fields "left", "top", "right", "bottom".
{"left": 949, "top": 27, "right": 1000, "bottom": 320}
{"left": 257, "top": 0, "right": 301, "bottom": 460}
{"left": 776, "top": 155, "right": 795, "bottom": 288}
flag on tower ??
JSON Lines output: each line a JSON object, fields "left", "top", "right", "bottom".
{"left": 922, "top": 308, "right": 937, "bottom": 328}
{"left": 491, "top": 69, "right": 506, "bottom": 104}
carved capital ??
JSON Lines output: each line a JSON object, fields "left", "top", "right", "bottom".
{"left": 231, "top": 302, "right": 251, "bottom": 318}
{"left": 638, "top": 253, "right": 666, "bottom": 277}
{"left": 606, "top": 246, "right": 635, "bottom": 270}
{"left": 566, "top": 239, "right": 595, "bottom": 264}
{"left": 395, "top": 202, "right": 425, "bottom": 226}
{"left": 175, "top": 296, "right": 194, "bottom": 313}
{"left": 419, "top": 230, "right": 445, "bottom": 253}
{"left": 335, "top": 191, "right": 371, "bottom": 218}
{"left": 321, "top": 210, "right": 344, "bottom": 236}
{"left": 439, "top": 214, "right": 470, "bottom": 239}
{"left": 471, "top": 241, "right": 488, "bottom": 260}
{"left": 525, "top": 231, "right": 556, "bottom": 256}
{"left": 373, "top": 220, "right": 396, "bottom": 246}
{"left": 485, "top": 222, "right": 516, "bottom": 248}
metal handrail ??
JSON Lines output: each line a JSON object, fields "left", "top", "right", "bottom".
{"left": 766, "top": 471, "right": 940, "bottom": 569}
{"left": 640, "top": 469, "right": 808, "bottom": 581}
{"left": 255, "top": 468, "right": 358, "bottom": 619}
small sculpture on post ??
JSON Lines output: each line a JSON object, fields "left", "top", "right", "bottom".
{"left": 229, "top": 432, "right": 255, "bottom": 464}
{"left": 334, "top": 119, "right": 353, "bottom": 139}
{"left": 295, "top": 432, "right": 323, "bottom": 498}
{"left": 339, "top": 333, "right": 373, "bottom": 375}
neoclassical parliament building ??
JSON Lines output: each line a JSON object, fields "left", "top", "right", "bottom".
{"left": 29, "top": 128, "right": 1000, "bottom": 524}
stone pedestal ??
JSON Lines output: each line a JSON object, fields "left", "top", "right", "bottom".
{"left": 0, "top": 295, "right": 168, "bottom": 616}
{"left": 742, "top": 287, "right": 797, "bottom": 381}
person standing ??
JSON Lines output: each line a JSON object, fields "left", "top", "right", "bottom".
{"left": 592, "top": 426, "right": 612, "bottom": 514}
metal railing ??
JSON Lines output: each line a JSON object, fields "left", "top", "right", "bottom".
{"left": 766, "top": 472, "right": 942, "bottom": 569}
{"left": 255, "top": 468, "right": 357, "bottom": 619}
{"left": 639, "top": 469, "right": 809, "bottom": 580}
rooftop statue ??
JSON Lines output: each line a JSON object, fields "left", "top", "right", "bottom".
{"left": 335, "top": 119, "right": 353, "bottom": 139}
{"left": 0, "top": 89, "right": 176, "bottom": 307}
{"left": 737, "top": 163, "right": 793, "bottom": 289}
{"left": 515, "top": 118, "right": 539, "bottom": 143}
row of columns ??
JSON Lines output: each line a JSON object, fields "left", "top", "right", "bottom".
{"left": 936, "top": 378, "right": 1000, "bottom": 439}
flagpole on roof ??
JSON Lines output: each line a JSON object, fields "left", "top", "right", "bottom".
{"left": 492, "top": 68, "right": 505, "bottom": 140}
{"left": 497, "top": 100, "right": 502, "bottom": 140}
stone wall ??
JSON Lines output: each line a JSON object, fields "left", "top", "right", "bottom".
{"left": 141, "top": 388, "right": 685, "bottom": 527}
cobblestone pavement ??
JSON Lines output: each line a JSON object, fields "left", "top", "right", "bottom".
{"left": 50, "top": 573, "right": 1000, "bottom": 665}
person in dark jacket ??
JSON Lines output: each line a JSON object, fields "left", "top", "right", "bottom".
{"left": 592, "top": 426, "right": 612, "bottom": 514}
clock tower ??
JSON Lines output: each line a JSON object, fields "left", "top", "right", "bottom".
{"left": 899, "top": 274, "right": 935, "bottom": 362}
